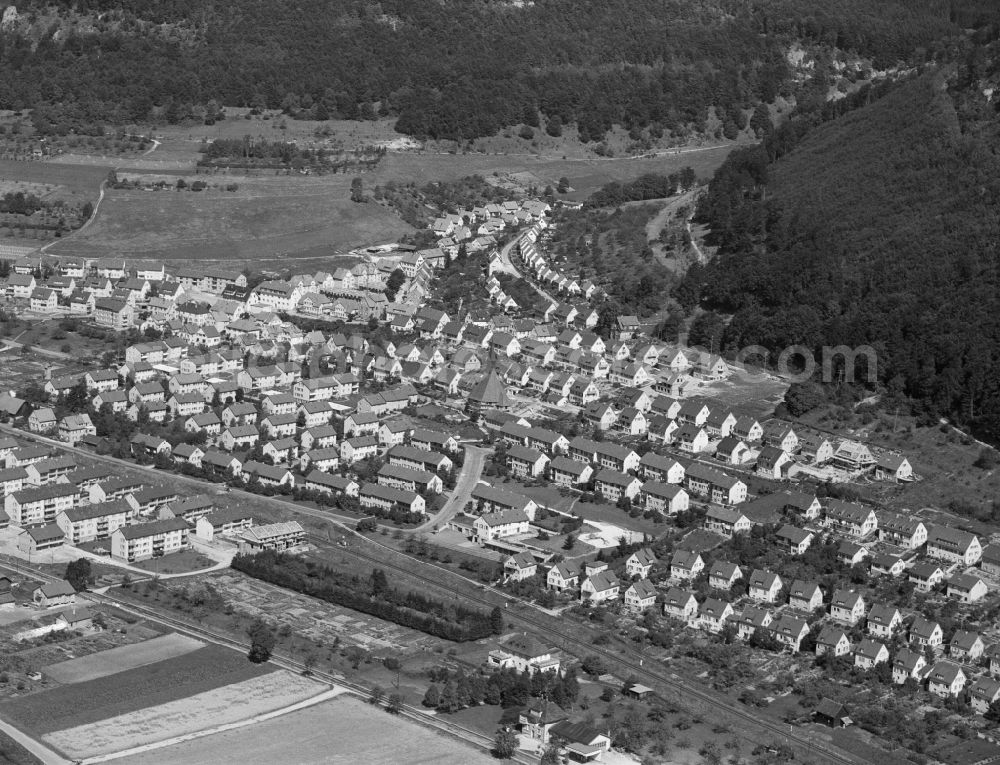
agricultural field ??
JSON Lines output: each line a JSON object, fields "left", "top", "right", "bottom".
{"left": 45, "top": 174, "right": 413, "bottom": 263}
{"left": 43, "top": 633, "right": 201, "bottom": 684}
{"left": 0, "top": 159, "right": 108, "bottom": 199}
{"left": 0, "top": 644, "right": 274, "bottom": 736}
{"left": 44, "top": 670, "right": 325, "bottom": 760}
{"left": 116, "top": 695, "right": 495, "bottom": 765}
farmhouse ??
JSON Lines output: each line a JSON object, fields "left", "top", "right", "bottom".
{"left": 33, "top": 580, "right": 77, "bottom": 608}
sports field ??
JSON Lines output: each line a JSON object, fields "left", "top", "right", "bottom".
{"left": 116, "top": 696, "right": 495, "bottom": 765}
{"left": 43, "top": 633, "right": 201, "bottom": 684}
{"left": 0, "top": 644, "right": 275, "bottom": 735}
{"left": 44, "top": 670, "right": 325, "bottom": 760}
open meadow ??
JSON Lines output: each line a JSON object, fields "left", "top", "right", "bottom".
{"left": 116, "top": 695, "right": 496, "bottom": 765}
{"left": 44, "top": 670, "right": 326, "bottom": 760}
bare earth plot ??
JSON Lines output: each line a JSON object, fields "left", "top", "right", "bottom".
{"left": 44, "top": 633, "right": 202, "bottom": 684}
{"left": 208, "top": 571, "right": 447, "bottom": 653}
{"left": 697, "top": 373, "right": 790, "bottom": 419}
{"left": 43, "top": 670, "right": 325, "bottom": 761}
{"left": 46, "top": 175, "right": 413, "bottom": 262}
{"left": 117, "top": 695, "right": 496, "bottom": 765}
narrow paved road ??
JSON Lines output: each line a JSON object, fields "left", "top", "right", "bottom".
{"left": 0, "top": 716, "right": 69, "bottom": 765}
{"left": 416, "top": 445, "right": 486, "bottom": 532}
{"left": 497, "top": 235, "right": 556, "bottom": 305}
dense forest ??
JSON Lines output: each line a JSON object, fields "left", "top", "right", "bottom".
{"left": 0, "top": 0, "right": 992, "bottom": 140}
{"left": 677, "top": 20, "right": 1000, "bottom": 442}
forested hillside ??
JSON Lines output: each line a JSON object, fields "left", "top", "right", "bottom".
{"left": 0, "top": 0, "right": 989, "bottom": 140}
{"left": 680, "top": 20, "right": 1000, "bottom": 441}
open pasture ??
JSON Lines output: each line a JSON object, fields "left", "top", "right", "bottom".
{"left": 43, "top": 633, "right": 201, "bottom": 684}
{"left": 0, "top": 644, "right": 274, "bottom": 736}
{"left": 116, "top": 695, "right": 495, "bottom": 765}
{"left": 43, "top": 670, "right": 325, "bottom": 760}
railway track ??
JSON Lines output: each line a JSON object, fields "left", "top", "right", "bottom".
{"left": 303, "top": 534, "right": 864, "bottom": 765}
{"left": 94, "top": 592, "right": 521, "bottom": 761}
{"left": 0, "top": 424, "right": 862, "bottom": 762}
{"left": 0, "top": 560, "right": 517, "bottom": 763}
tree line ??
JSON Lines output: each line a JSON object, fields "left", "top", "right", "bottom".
{"left": 231, "top": 552, "right": 498, "bottom": 642}
{"left": 585, "top": 169, "right": 697, "bottom": 209}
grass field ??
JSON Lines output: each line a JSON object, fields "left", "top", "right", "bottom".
{"left": 43, "top": 633, "right": 202, "bottom": 684}
{"left": 0, "top": 644, "right": 274, "bottom": 735}
{"left": 44, "top": 670, "right": 325, "bottom": 760}
{"left": 116, "top": 695, "right": 496, "bottom": 765}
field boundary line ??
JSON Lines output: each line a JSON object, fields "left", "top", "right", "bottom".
{"left": 79, "top": 687, "right": 344, "bottom": 764}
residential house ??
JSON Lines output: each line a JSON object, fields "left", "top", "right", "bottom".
{"left": 706, "top": 506, "right": 752, "bottom": 537}
{"left": 816, "top": 625, "right": 852, "bottom": 658}
{"left": 927, "top": 661, "right": 966, "bottom": 698}
{"left": 708, "top": 561, "right": 743, "bottom": 591}
{"left": 830, "top": 589, "right": 866, "bottom": 625}
{"left": 670, "top": 550, "right": 704, "bottom": 581}
{"left": 662, "top": 587, "right": 698, "bottom": 622}
{"left": 623, "top": 579, "right": 657, "bottom": 613}
{"left": 854, "top": 639, "right": 890, "bottom": 671}
{"left": 788, "top": 580, "right": 824, "bottom": 612}
{"left": 747, "top": 570, "right": 783, "bottom": 603}
{"left": 926, "top": 525, "right": 982, "bottom": 565}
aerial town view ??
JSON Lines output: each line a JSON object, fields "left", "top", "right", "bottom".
{"left": 0, "top": 2, "right": 1000, "bottom": 765}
